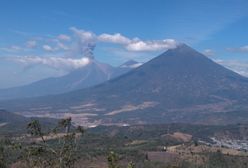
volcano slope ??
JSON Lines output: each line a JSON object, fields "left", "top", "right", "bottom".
{"left": 1, "top": 44, "right": 248, "bottom": 125}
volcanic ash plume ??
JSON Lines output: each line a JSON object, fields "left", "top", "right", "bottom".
{"left": 78, "top": 40, "right": 96, "bottom": 60}
{"left": 70, "top": 27, "right": 96, "bottom": 60}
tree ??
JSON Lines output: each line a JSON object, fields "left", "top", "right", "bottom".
{"left": 107, "top": 151, "right": 119, "bottom": 168}
{"left": 23, "top": 118, "right": 85, "bottom": 168}
{"left": 127, "top": 161, "right": 135, "bottom": 168}
{"left": 0, "top": 143, "right": 7, "bottom": 168}
{"left": 207, "top": 150, "right": 228, "bottom": 168}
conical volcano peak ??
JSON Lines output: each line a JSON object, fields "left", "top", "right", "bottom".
{"left": 158, "top": 43, "right": 208, "bottom": 61}
{"left": 138, "top": 43, "right": 241, "bottom": 80}
{"left": 166, "top": 43, "right": 201, "bottom": 55}
{"left": 1, "top": 44, "right": 248, "bottom": 125}
{"left": 175, "top": 43, "right": 193, "bottom": 49}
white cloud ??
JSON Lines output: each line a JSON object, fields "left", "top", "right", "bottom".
{"left": 57, "top": 34, "right": 71, "bottom": 41}
{"left": 42, "top": 45, "right": 54, "bottom": 52}
{"left": 215, "top": 59, "right": 248, "bottom": 77}
{"left": 69, "top": 27, "right": 96, "bottom": 59}
{"left": 203, "top": 49, "right": 215, "bottom": 57}
{"left": 0, "top": 45, "right": 23, "bottom": 52}
{"left": 10, "top": 45, "right": 22, "bottom": 51}
{"left": 227, "top": 45, "right": 248, "bottom": 53}
{"left": 70, "top": 27, "right": 96, "bottom": 41}
{"left": 56, "top": 42, "right": 69, "bottom": 50}
{"left": 241, "top": 46, "right": 248, "bottom": 52}
{"left": 98, "top": 32, "right": 178, "bottom": 52}
{"left": 2, "top": 27, "right": 178, "bottom": 57}
{"left": 98, "top": 33, "right": 131, "bottom": 44}
{"left": 26, "top": 40, "right": 37, "bottom": 48}
{"left": 126, "top": 39, "right": 178, "bottom": 51}
{"left": 1, "top": 27, "right": 179, "bottom": 72}
{"left": 5, "top": 56, "right": 91, "bottom": 70}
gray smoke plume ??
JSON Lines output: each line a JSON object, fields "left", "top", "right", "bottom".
{"left": 70, "top": 27, "right": 96, "bottom": 59}
{"left": 77, "top": 38, "right": 96, "bottom": 59}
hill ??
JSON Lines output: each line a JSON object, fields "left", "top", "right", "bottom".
{"left": 0, "top": 109, "right": 57, "bottom": 135}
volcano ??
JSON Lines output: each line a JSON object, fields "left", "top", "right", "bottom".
{"left": 2, "top": 44, "right": 248, "bottom": 125}
{"left": 0, "top": 59, "right": 138, "bottom": 100}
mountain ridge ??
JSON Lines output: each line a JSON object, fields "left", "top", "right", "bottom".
{"left": 2, "top": 44, "right": 248, "bottom": 125}
{"left": 0, "top": 59, "right": 139, "bottom": 100}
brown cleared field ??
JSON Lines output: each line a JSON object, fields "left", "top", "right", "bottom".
{"left": 167, "top": 144, "right": 248, "bottom": 156}
{"left": 148, "top": 151, "right": 179, "bottom": 163}
{"left": 146, "top": 144, "right": 248, "bottom": 166}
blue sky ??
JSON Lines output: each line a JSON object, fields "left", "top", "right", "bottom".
{"left": 0, "top": 0, "right": 248, "bottom": 88}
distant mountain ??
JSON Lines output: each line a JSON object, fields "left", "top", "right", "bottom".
{"left": 0, "top": 59, "right": 139, "bottom": 100}
{"left": 2, "top": 44, "right": 248, "bottom": 125}
{"left": 119, "top": 60, "right": 142, "bottom": 68}
{"left": 0, "top": 109, "right": 28, "bottom": 134}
